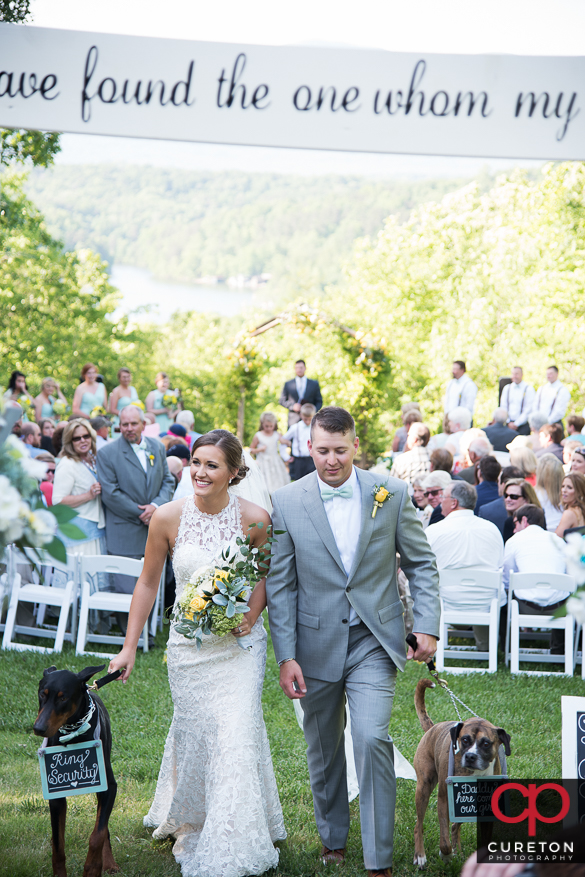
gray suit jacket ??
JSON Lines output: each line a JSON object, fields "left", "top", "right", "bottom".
{"left": 96, "top": 436, "right": 175, "bottom": 556}
{"left": 266, "top": 468, "right": 440, "bottom": 682}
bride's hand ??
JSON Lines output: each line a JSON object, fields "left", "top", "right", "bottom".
{"left": 232, "top": 613, "right": 255, "bottom": 637}
{"left": 108, "top": 648, "right": 136, "bottom": 684}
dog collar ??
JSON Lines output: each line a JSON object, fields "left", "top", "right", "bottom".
{"left": 58, "top": 693, "right": 96, "bottom": 743}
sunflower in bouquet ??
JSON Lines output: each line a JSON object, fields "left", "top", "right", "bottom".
{"left": 172, "top": 523, "right": 282, "bottom": 650}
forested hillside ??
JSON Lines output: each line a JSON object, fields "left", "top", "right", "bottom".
{"left": 26, "top": 165, "right": 475, "bottom": 298}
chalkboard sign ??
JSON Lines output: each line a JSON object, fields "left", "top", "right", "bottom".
{"left": 447, "top": 776, "right": 508, "bottom": 823}
{"left": 38, "top": 740, "right": 107, "bottom": 800}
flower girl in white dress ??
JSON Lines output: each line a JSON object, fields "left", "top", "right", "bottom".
{"left": 109, "top": 430, "right": 286, "bottom": 877}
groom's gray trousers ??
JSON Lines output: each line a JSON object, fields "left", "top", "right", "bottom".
{"left": 300, "top": 620, "right": 397, "bottom": 870}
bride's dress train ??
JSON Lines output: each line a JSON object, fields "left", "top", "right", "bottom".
{"left": 144, "top": 494, "right": 286, "bottom": 877}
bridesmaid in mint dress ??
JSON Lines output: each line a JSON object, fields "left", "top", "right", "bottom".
{"left": 34, "top": 376, "right": 68, "bottom": 423}
{"left": 72, "top": 362, "right": 108, "bottom": 420}
{"left": 109, "top": 367, "right": 139, "bottom": 427}
{"left": 146, "top": 371, "right": 180, "bottom": 433}
{"left": 4, "top": 371, "right": 35, "bottom": 421}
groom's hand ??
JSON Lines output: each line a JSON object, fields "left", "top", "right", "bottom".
{"left": 407, "top": 632, "right": 437, "bottom": 663}
{"left": 279, "top": 660, "right": 307, "bottom": 699}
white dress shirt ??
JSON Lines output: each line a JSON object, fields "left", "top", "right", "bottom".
{"left": 318, "top": 466, "right": 362, "bottom": 625}
{"left": 444, "top": 374, "right": 478, "bottom": 415}
{"left": 295, "top": 375, "right": 307, "bottom": 401}
{"left": 284, "top": 420, "right": 311, "bottom": 457}
{"left": 534, "top": 379, "right": 571, "bottom": 424}
{"left": 131, "top": 438, "right": 148, "bottom": 472}
{"left": 500, "top": 381, "right": 536, "bottom": 427}
{"left": 426, "top": 509, "right": 504, "bottom": 572}
{"left": 502, "top": 525, "right": 568, "bottom": 605}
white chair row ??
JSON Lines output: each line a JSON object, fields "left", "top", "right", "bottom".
{"left": 1, "top": 547, "right": 165, "bottom": 657}
{"left": 435, "top": 567, "right": 577, "bottom": 676}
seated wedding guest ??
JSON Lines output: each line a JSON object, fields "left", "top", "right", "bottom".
{"left": 390, "top": 422, "right": 431, "bottom": 485}
{"left": 21, "top": 422, "right": 44, "bottom": 457}
{"left": 564, "top": 440, "right": 581, "bottom": 472}
{"left": 160, "top": 434, "right": 189, "bottom": 452}
{"left": 166, "top": 444, "right": 191, "bottom": 467}
{"left": 482, "top": 407, "right": 519, "bottom": 451}
{"left": 536, "top": 453, "right": 564, "bottom": 532}
{"left": 39, "top": 418, "right": 57, "bottom": 455}
{"left": 90, "top": 415, "right": 111, "bottom": 450}
{"left": 280, "top": 402, "right": 316, "bottom": 481}
{"left": 428, "top": 412, "right": 453, "bottom": 451}
{"left": 146, "top": 371, "right": 180, "bottom": 434}
{"left": 457, "top": 433, "right": 493, "bottom": 484}
{"left": 556, "top": 473, "right": 585, "bottom": 538}
{"left": 421, "top": 470, "right": 453, "bottom": 525}
{"left": 430, "top": 447, "right": 454, "bottom": 474}
{"left": 475, "top": 455, "right": 501, "bottom": 514}
{"left": 566, "top": 414, "right": 585, "bottom": 445}
{"left": 72, "top": 363, "right": 108, "bottom": 420}
{"left": 175, "top": 409, "right": 202, "bottom": 446}
{"left": 503, "top": 503, "right": 569, "bottom": 653}
{"left": 444, "top": 406, "right": 472, "bottom": 458}
{"left": 166, "top": 454, "right": 183, "bottom": 488}
{"left": 536, "top": 423, "right": 564, "bottom": 462}
{"left": 392, "top": 403, "right": 422, "bottom": 452}
{"left": 37, "top": 451, "right": 56, "bottom": 507}
{"left": 508, "top": 443, "right": 538, "bottom": 485}
{"left": 34, "top": 376, "right": 68, "bottom": 423}
{"left": 412, "top": 476, "right": 432, "bottom": 528}
{"left": 527, "top": 410, "right": 547, "bottom": 451}
{"left": 426, "top": 480, "right": 503, "bottom": 651}
{"left": 478, "top": 465, "right": 524, "bottom": 534}
{"left": 51, "top": 424, "right": 65, "bottom": 457}
{"left": 502, "top": 478, "right": 542, "bottom": 541}
{"left": 168, "top": 423, "right": 188, "bottom": 442}
{"left": 108, "top": 367, "right": 139, "bottom": 424}
{"left": 4, "top": 370, "right": 35, "bottom": 419}
{"left": 53, "top": 419, "right": 105, "bottom": 553}
{"left": 570, "top": 446, "right": 585, "bottom": 475}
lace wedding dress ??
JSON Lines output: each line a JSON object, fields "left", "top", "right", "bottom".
{"left": 144, "top": 494, "right": 286, "bottom": 877}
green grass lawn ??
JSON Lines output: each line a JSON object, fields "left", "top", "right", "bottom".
{"left": 1, "top": 620, "right": 583, "bottom": 877}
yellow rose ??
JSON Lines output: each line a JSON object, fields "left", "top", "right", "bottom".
{"left": 189, "top": 595, "right": 207, "bottom": 613}
{"left": 184, "top": 610, "right": 194, "bottom": 621}
{"left": 375, "top": 487, "right": 390, "bottom": 503}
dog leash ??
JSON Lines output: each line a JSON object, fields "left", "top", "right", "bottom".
{"left": 406, "top": 634, "right": 478, "bottom": 722}
{"left": 87, "top": 669, "right": 123, "bottom": 691}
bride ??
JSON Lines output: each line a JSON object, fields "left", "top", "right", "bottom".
{"left": 108, "top": 429, "right": 286, "bottom": 877}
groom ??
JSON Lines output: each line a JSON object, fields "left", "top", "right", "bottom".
{"left": 266, "top": 406, "right": 440, "bottom": 877}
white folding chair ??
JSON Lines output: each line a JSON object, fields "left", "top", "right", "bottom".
{"left": 508, "top": 571, "right": 576, "bottom": 676}
{"left": 435, "top": 568, "right": 502, "bottom": 674}
{"left": 2, "top": 548, "right": 78, "bottom": 653}
{"left": 76, "top": 555, "right": 147, "bottom": 658}
{"left": 150, "top": 559, "right": 166, "bottom": 638}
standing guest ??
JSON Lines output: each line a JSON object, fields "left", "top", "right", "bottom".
{"left": 566, "top": 415, "right": 585, "bottom": 446}
{"left": 456, "top": 434, "right": 493, "bottom": 484}
{"left": 53, "top": 419, "right": 105, "bottom": 553}
{"left": 72, "top": 363, "right": 108, "bottom": 420}
{"left": 109, "top": 367, "right": 139, "bottom": 424}
{"left": 39, "top": 418, "right": 57, "bottom": 455}
{"left": 555, "top": 473, "right": 585, "bottom": 538}
{"left": 482, "top": 408, "right": 519, "bottom": 451}
{"left": 4, "top": 371, "right": 35, "bottom": 420}
{"left": 535, "top": 454, "right": 564, "bottom": 533}
{"left": 570, "top": 446, "right": 585, "bottom": 475}
{"left": 474, "top": 456, "right": 501, "bottom": 515}
{"left": 97, "top": 405, "right": 174, "bottom": 594}
{"left": 500, "top": 367, "right": 535, "bottom": 435}
{"left": 508, "top": 444, "right": 538, "bottom": 485}
{"left": 426, "top": 480, "right": 503, "bottom": 651}
{"left": 390, "top": 422, "right": 431, "bottom": 486}
{"left": 502, "top": 479, "right": 541, "bottom": 541}
{"left": 421, "top": 470, "right": 453, "bottom": 525}
{"left": 281, "top": 403, "right": 316, "bottom": 481}
{"left": 21, "top": 422, "right": 44, "bottom": 457}
{"left": 534, "top": 365, "right": 571, "bottom": 428}
{"left": 503, "top": 504, "right": 569, "bottom": 653}
{"left": 478, "top": 466, "right": 524, "bottom": 535}
{"left": 146, "top": 371, "right": 180, "bottom": 434}
{"left": 279, "top": 359, "right": 323, "bottom": 427}
{"left": 250, "top": 412, "right": 290, "bottom": 494}
{"left": 37, "top": 452, "right": 56, "bottom": 507}
{"left": 444, "top": 361, "right": 478, "bottom": 419}
{"left": 535, "top": 423, "right": 564, "bottom": 462}
{"left": 34, "top": 377, "right": 68, "bottom": 423}
{"left": 528, "top": 411, "right": 548, "bottom": 451}
{"left": 444, "top": 407, "right": 473, "bottom": 458}
{"left": 175, "top": 410, "right": 202, "bottom": 446}
{"left": 392, "top": 404, "right": 422, "bottom": 453}
{"left": 90, "top": 415, "right": 111, "bottom": 450}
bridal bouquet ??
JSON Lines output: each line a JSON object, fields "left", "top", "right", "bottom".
{"left": 172, "top": 524, "right": 280, "bottom": 650}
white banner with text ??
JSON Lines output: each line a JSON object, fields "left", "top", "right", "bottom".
{"left": 1, "top": 24, "right": 584, "bottom": 159}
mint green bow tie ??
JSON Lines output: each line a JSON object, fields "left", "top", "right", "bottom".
{"left": 321, "top": 485, "right": 353, "bottom": 501}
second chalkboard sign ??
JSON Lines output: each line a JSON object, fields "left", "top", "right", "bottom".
{"left": 38, "top": 739, "right": 107, "bottom": 800}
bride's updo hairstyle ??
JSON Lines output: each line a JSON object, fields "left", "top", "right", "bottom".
{"left": 191, "top": 430, "right": 249, "bottom": 486}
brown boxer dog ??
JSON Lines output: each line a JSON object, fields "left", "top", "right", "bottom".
{"left": 412, "top": 678, "right": 511, "bottom": 869}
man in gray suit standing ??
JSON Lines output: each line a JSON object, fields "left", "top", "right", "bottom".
{"left": 267, "top": 407, "right": 440, "bottom": 877}
{"left": 97, "top": 405, "right": 175, "bottom": 594}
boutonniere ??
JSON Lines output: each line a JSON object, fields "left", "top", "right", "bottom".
{"left": 148, "top": 454, "right": 155, "bottom": 467}
{"left": 371, "top": 483, "right": 393, "bottom": 518}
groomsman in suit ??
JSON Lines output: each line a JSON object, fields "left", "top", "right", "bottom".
{"left": 97, "top": 405, "right": 175, "bottom": 594}
{"left": 279, "top": 359, "right": 323, "bottom": 427}
{"left": 267, "top": 406, "right": 440, "bottom": 877}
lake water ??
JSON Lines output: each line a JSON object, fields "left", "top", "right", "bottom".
{"left": 110, "top": 264, "right": 256, "bottom": 323}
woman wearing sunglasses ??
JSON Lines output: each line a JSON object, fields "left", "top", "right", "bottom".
{"left": 53, "top": 419, "right": 105, "bottom": 554}
{"left": 502, "top": 478, "right": 542, "bottom": 542}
